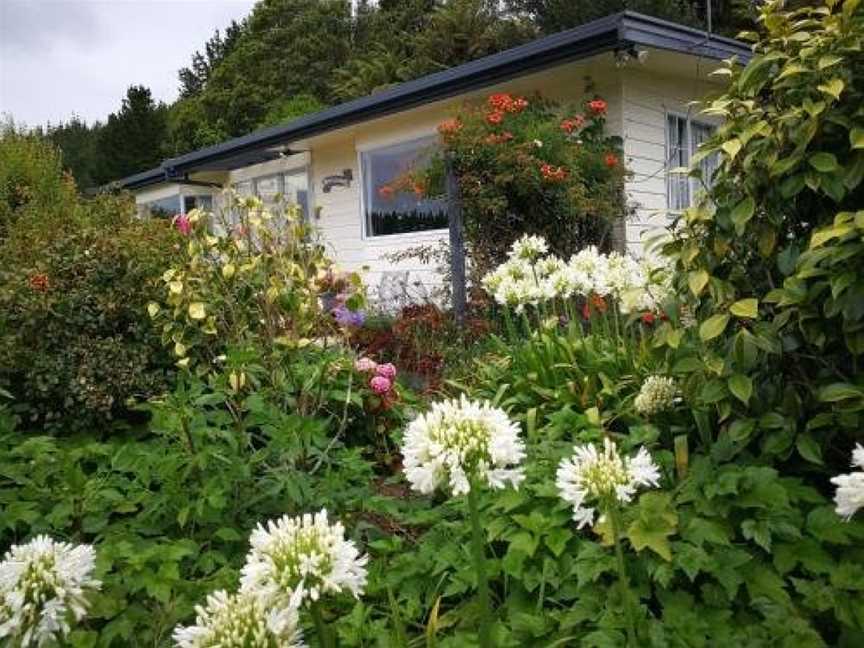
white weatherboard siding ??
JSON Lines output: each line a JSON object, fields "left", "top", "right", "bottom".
{"left": 621, "top": 67, "right": 718, "bottom": 255}
{"left": 308, "top": 62, "right": 623, "bottom": 297}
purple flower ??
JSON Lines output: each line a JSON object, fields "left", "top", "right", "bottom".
{"left": 376, "top": 363, "right": 397, "bottom": 379}
{"left": 333, "top": 305, "right": 366, "bottom": 328}
{"left": 370, "top": 375, "right": 392, "bottom": 395}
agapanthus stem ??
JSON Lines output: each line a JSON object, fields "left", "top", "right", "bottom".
{"left": 311, "top": 601, "right": 333, "bottom": 648}
{"left": 467, "top": 485, "right": 493, "bottom": 648}
{"left": 609, "top": 507, "right": 638, "bottom": 646}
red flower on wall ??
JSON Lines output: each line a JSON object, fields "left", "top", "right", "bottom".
{"left": 488, "top": 93, "right": 528, "bottom": 113}
{"left": 486, "top": 110, "right": 505, "bottom": 125}
{"left": 485, "top": 131, "right": 514, "bottom": 144}
{"left": 378, "top": 185, "right": 396, "bottom": 200}
{"left": 29, "top": 273, "right": 50, "bottom": 292}
{"left": 560, "top": 115, "right": 586, "bottom": 133}
{"left": 587, "top": 98, "right": 608, "bottom": 115}
{"left": 604, "top": 153, "right": 619, "bottom": 168}
{"left": 540, "top": 163, "right": 568, "bottom": 182}
{"left": 437, "top": 118, "right": 462, "bottom": 136}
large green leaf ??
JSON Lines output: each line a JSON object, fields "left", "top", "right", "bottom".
{"left": 728, "top": 374, "right": 753, "bottom": 404}
{"left": 699, "top": 314, "right": 730, "bottom": 341}
{"left": 730, "top": 298, "right": 759, "bottom": 318}
{"left": 808, "top": 152, "right": 839, "bottom": 173}
{"left": 730, "top": 196, "right": 756, "bottom": 233}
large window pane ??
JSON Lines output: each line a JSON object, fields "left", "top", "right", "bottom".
{"left": 141, "top": 195, "right": 181, "bottom": 219}
{"left": 362, "top": 137, "right": 448, "bottom": 237}
{"left": 183, "top": 194, "right": 213, "bottom": 213}
{"left": 283, "top": 171, "right": 309, "bottom": 219}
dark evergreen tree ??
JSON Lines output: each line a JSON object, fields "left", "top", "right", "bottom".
{"left": 95, "top": 86, "right": 167, "bottom": 184}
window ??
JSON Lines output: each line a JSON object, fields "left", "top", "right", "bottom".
{"left": 666, "top": 114, "right": 718, "bottom": 211}
{"left": 140, "top": 195, "right": 181, "bottom": 219}
{"left": 361, "top": 137, "right": 448, "bottom": 237}
{"left": 183, "top": 195, "right": 213, "bottom": 213}
{"left": 232, "top": 170, "right": 309, "bottom": 218}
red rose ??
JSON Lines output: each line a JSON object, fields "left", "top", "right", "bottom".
{"left": 641, "top": 312, "right": 656, "bottom": 325}
{"left": 604, "top": 153, "right": 619, "bottom": 168}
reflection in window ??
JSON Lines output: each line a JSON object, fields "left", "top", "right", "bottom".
{"left": 666, "top": 114, "right": 718, "bottom": 211}
{"left": 141, "top": 195, "right": 181, "bottom": 219}
{"left": 361, "top": 137, "right": 448, "bottom": 237}
{"left": 231, "top": 171, "right": 309, "bottom": 219}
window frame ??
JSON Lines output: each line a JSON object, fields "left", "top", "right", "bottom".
{"left": 664, "top": 111, "right": 718, "bottom": 213}
{"left": 358, "top": 135, "right": 449, "bottom": 241}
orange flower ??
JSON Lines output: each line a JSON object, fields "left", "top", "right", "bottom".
{"left": 29, "top": 273, "right": 50, "bottom": 292}
{"left": 591, "top": 293, "right": 608, "bottom": 313}
{"left": 412, "top": 181, "right": 426, "bottom": 198}
{"left": 488, "top": 93, "right": 528, "bottom": 113}
{"left": 587, "top": 98, "right": 608, "bottom": 115}
{"left": 604, "top": 153, "right": 619, "bottom": 168}
{"left": 560, "top": 115, "right": 586, "bottom": 133}
{"left": 484, "top": 131, "right": 514, "bottom": 144}
{"left": 437, "top": 118, "right": 462, "bottom": 135}
{"left": 486, "top": 110, "right": 505, "bottom": 125}
{"left": 540, "top": 163, "right": 568, "bottom": 182}
{"left": 378, "top": 185, "right": 395, "bottom": 200}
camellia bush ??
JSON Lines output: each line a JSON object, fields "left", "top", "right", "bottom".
{"left": 427, "top": 89, "right": 628, "bottom": 279}
{"left": 0, "top": 132, "right": 179, "bottom": 429}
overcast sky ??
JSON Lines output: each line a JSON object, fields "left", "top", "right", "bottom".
{"left": 0, "top": 0, "right": 258, "bottom": 128}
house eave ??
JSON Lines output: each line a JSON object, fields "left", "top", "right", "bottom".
{"left": 114, "top": 11, "right": 751, "bottom": 191}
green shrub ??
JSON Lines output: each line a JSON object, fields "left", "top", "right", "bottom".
{"left": 0, "top": 122, "right": 77, "bottom": 239}
{"left": 0, "top": 184, "right": 179, "bottom": 431}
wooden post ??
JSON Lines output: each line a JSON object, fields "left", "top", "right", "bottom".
{"left": 445, "top": 155, "right": 467, "bottom": 326}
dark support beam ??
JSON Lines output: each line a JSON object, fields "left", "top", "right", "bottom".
{"left": 446, "top": 155, "right": 467, "bottom": 326}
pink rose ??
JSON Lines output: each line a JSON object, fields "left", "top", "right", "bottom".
{"left": 355, "top": 357, "right": 378, "bottom": 373}
{"left": 376, "top": 363, "right": 397, "bottom": 379}
{"left": 370, "top": 375, "right": 392, "bottom": 395}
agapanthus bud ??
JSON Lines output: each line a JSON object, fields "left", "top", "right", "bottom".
{"left": 634, "top": 376, "right": 677, "bottom": 416}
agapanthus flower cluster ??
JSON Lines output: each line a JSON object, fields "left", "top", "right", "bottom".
{"left": 173, "top": 589, "right": 304, "bottom": 648}
{"left": 240, "top": 510, "right": 368, "bottom": 606}
{"left": 633, "top": 376, "right": 678, "bottom": 416}
{"left": 402, "top": 396, "right": 526, "bottom": 496}
{"left": 556, "top": 438, "right": 660, "bottom": 528}
{"left": 481, "top": 236, "right": 672, "bottom": 315}
{"left": 0, "top": 536, "right": 101, "bottom": 647}
{"left": 831, "top": 444, "right": 864, "bottom": 520}
{"left": 354, "top": 357, "right": 397, "bottom": 396}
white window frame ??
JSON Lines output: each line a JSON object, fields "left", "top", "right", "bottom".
{"left": 358, "top": 135, "right": 449, "bottom": 241}
{"left": 665, "top": 111, "right": 718, "bottom": 212}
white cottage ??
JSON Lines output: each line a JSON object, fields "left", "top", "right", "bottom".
{"left": 115, "top": 11, "right": 749, "bottom": 291}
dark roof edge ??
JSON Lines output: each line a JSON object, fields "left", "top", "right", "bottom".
{"left": 115, "top": 11, "right": 751, "bottom": 190}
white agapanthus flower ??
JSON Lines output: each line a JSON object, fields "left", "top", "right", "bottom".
{"left": 0, "top": 535, "right": 100, "bottom": 647}
{"left": 482, "top": 238, "right": 673, "bottom": 314}
{"left": 402, "top": 396, "right": 526, "bottom": 496}
{"left": 556, "top": 438, "right": 660, "bottom": 528}
{"left": 634, "top": 376, "right": 678, "bottom": 416}
{"left": 509, "top": 234, "right": 549, "bottom": 261}
{"left": 831, "top": 444, "right": 864, "bottom": 520}
{"left": 173, "top": 589, "right": 304, "bottom": 648}
{"left": 240, "top": 510, "right": 367, "bottom": 606}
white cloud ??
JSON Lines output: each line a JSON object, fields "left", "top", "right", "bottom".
{"left": 0, "top": 0, "right": 257, "bottom": 127}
